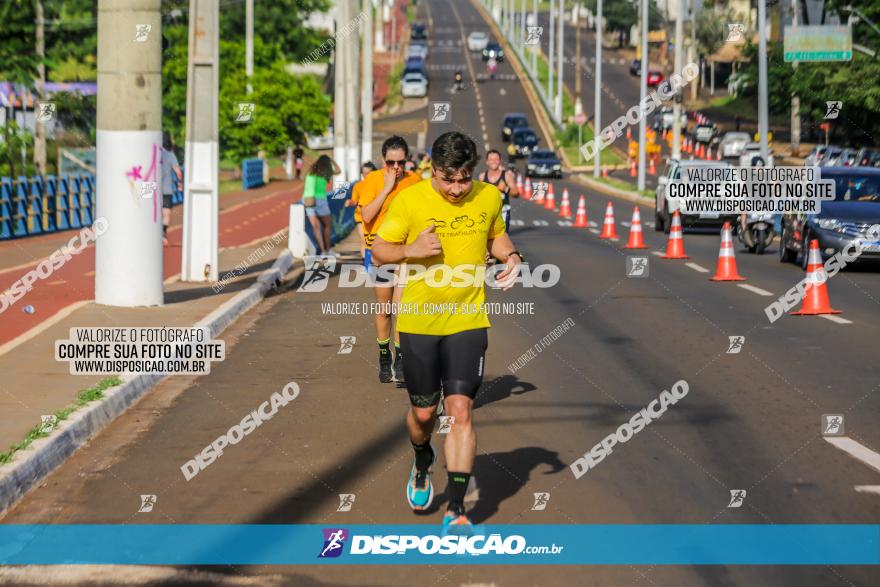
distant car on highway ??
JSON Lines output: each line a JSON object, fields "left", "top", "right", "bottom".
{"left": 738, "top": 143, "right": 775, "bottom": 167}
{"left": 693, "top": 123, "right": 717, "bottom": 144}
{"left": 401, "top": 72, "right": 428, "bottom": 98}
{"left": 838, "top": 148, "right": 859, "bottom": 167}
{"left": 779, "top": 167, "right": 880, "bottom": 268}
{"left": 526, "top": 149, "right": 562, "bottom": 179}
{"left": 306, "top": 128, "right": 334, "bottom": 151}
{"left": 483, "top": 41, "right": 504, "bottom": 62}
{"left": 655, "top": 106, "right": 687, "bottom": 130}
{"left": 655, "top": 158, "right": 736, "bottom": 232}
{"left": 411, "top": 23, "right": 428, "bottom": 40}
{"left": 718, "top": 132, "right": 751, "bottom": 158}
{"left": 511, "top": 128, "right": 539, "bottom": 158}
{"left": 856, "top": 148, "right": 880, "bottom": 167}
{"left": 403, "top": 57, "right": 428, "bottom": 79}
{"left": 501, "top": 113, "right": 529, "bottom": 141}
{"left": 629, "top": 59, "right": 641, "bottom": 76}
{"left": 407, "top": 41, "right": 428, "bottom": 61}
{"left": 467, "top": 31, "right": 489, "bottom": 52}
{"left": 647, "top": 70, "right": 664, "bottom": 87}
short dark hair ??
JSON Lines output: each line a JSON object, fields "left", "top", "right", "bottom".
{"left": 362, "top": 161, "right": 377, "bottom": 172}
{"left": 432, "top": 132, "right": 479, "bottom": 174}
{"left": 486, "top": 149, "right": 501, "bottom": 159}
{"left": 382, "top": 135, "right": 409, "bottom": 157}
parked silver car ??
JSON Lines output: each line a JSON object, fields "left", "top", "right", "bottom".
{"left": 401, "top": 72, "right": 428, "bottom": 98}
{"left": 718, "top": 132, "right": 751, "bottom": 158}
{"left": 738, "top": 143, "right": 775, "bottom": 167}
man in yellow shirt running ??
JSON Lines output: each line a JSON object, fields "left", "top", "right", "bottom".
{"left": 356, "top": 136, "right": 421, "bottom": 383}
{"left": 372, "top": 131, "right": 523, "bottom": 527}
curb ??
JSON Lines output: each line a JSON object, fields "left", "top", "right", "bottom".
{"left": 0, "top": 249, "right": 304, "bottom": 516}
{"left": 569, "top": 173, "right": 654, "bottom": 207}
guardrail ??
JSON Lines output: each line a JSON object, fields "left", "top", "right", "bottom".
{"left": 0, "top": 174, "right": 185, "bottom": 241}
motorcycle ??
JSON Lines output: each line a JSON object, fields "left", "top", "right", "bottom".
{"left": 737, "top": 211, "right": 776, "bottom": 254}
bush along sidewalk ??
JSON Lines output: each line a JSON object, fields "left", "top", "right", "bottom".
{"left": 0, "top": 376, "right": 123, "bottom": 465}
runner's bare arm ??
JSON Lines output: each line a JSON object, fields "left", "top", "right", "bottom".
{"left": 505, "top": 170, "right": 519, "bottom": 197}
{"left": 361, "top": 169, "right": 396, "bottom": 224}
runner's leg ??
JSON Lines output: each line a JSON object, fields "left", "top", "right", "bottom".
{"left": 374, "top": 272, "right": 394, "bottom": 383}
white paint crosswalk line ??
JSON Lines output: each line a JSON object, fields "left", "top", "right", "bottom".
{"left": 825, "top": 437, "right": 880, "bottom": 474}
{"left": 854, "top": 486, "right": 880, "bottom": 496}
{"left": 736, "top": 284, "right": 774, "bottom": 297}
{"left": 621, "top": 221, "right": 631, "bottom": 227}
{"left": 685, "top": 262, "right": 710, "bottom": 273}
{"left": 588, "top": 228, "right": 600, "bottom": 234}
{"left": 650, "top": 251, "right": 664, "bottom": 256}
{"left": 588, "top": 221, "right": 598, "bottom": 228}
{"left": 820, "top": 314, "right": 853, "bottom": 324}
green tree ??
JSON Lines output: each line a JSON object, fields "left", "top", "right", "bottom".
{"left": 584, "top": 0, "right": 663, "bottom": 45}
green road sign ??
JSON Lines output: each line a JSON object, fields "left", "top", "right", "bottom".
{"left": 784, "top": 25, "right": 852, "bottom": 62}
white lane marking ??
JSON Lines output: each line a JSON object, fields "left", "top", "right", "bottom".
{"left": 621, "top": 221, "right": 631, "bottom": 227}
{"left": 825, "top": 437, "right": 880, "bottom": 474}
{"left": 509, "top": 219, "right": 525, "bottom": 226}
{"left": 587, "top": 220, "right": 598, "bottom": 228}
{"left": 685, "top": 262, "right": 710, "bottom": 273}
{"left": 499, "top": 88, "right": 506, "bottom": 96}
{"left": 484, "top": 143, "right": 491, "bottom": 152}
{"left": 854, "top": 486, "right": 880, "bottom": 496}
{"left": 532, "top": 219, "right": 549, "bottom": 226}
{"left": 645, "top": 222, "right": 656, "bottom": 228}
{"left": 588, "top": 228, "right": 600, "bottom": 234}
{"left": 609, "top": 237, "right": 619, "bottom": 242}
{"left": 483, "top": 133, "right": 488, "bottom": 141}
{"left": 650, "top": 251, "right": 664, "bottom": 256}
{"left": 557, "top": 220, "right": 572, "bottom": 227}
{"left": 0, "top": 300, "right": 90, "bottom": 358}
{"left": 820, "top": 314, "right": 853, "bottom": 324}
{"left": 736, "top": 284, "right": 774, "bottom": 297}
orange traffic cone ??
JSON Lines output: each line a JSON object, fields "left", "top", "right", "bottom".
{"left": 559, "top": 188, "right": 571, "bottom": 218}
{"left": 544, "top": 183, "right": 556, "bottom": 210}
{"left": 601, "top": 165, "right": 609, "bottom": 178}
{"left": 623, "top": 206, "right": 648, "bottom": 249}
{"left": 716, "top": 147, "right": 722, "bottom": 161}
{"left": 706, "top": 145, "right": 713, "bottom": 160}
{"left": 648, "top": 157, "right": 657, "bottom": 175}
{"left": 629, "top": 159, "right": 637, "bottom": 177}
{"left": 574, "top": 196, "right": 588, "bottom": 227}
{"left": 684, "top": 137, "right": 690, "bottom": 153}
{"left": 791, "top": 240, "right": 841, "bottom": 316}
{"left": 626, "top": 127, "right": 632, "bottom": 141}
{"left": 599, "top": 201, "right": 618, "bottom": 239}
{"left": 516, "top": 174, "right": 524, "bottom": 197}
{"left": 661, "top": 210, "right": 689, "bottom": 259}
{"left": 524, "top": 177, "right": 533, "bottom": 200}
{"left": 710, "top": 222, "right": 745, "bottom": 281}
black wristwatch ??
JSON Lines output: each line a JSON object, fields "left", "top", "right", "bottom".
{"left": 506, "top": 250, "right": 525, "bottom": 263}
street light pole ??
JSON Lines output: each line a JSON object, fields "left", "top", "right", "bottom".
{"left": 637, "top": 0, "right": 648, "bottom": 191}
{"left": 246, "top": 0, "right": 253, "bottom": 94}
{"left": 555, "top": 0, "right": 564, "bottom": 121}
{"left": 593, "top": 0, "right": 602, "bottom": 177}
{"left": 548, "top": 0, "right": 555, "bottom": 99}
{"left": 758, "top": 0, "right": 769, "bottom": 161}
{"left": 790, "top": 0, "right": 800, "bottom": 157}
{"left": 672, "top": 0, "right": 683, "bottom": 159}
{"left": 361, "top": 0, "right": 373, "bottom": 164}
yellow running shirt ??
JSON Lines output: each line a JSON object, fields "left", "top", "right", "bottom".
{"left": 377, "top": 179, "right": 506, "bottom": 335}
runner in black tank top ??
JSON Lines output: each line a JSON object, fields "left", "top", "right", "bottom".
{"left": 480, "top": 150, "right": 519, "bottom": 230}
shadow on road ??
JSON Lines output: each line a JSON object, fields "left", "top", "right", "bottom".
{"left": 474, "top": 374, "right": 537, "bottom": 410}
{"left": 468, "top": 446, "right": 567, "bottom": 524}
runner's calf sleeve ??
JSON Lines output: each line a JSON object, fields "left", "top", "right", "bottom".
{"left": 412, "top": 440, "right": 434, "bottom": 471}
{"left": 447, "top": 472, "right": 471, "bottom": 513}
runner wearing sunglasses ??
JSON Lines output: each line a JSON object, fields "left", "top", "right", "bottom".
{"left": 356, "top": 136, "right": 422, "bottom": 383}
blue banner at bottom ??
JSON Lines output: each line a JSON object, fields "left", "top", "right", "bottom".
{"left": 0, "top": 525, "right": 877, "bottom": 565}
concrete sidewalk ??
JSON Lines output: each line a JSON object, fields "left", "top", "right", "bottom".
{"left": 0, "top": 176, "right": 318, "bottom": 513}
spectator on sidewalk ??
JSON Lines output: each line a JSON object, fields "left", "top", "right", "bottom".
{"left": 161, "top": 132, "right": 183, "bottom": 248}
{"left": 294, "top": 144, "right": 305, "bottom": 180}
{"left": 348, "top": 161, "right": 377, "bottom": 258}
{"left": 303, "top": 155, "right": 341, "bottom": 255}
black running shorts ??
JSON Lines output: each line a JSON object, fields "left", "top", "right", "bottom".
{"left": 399, "top": 328, "right": 488, "bottom": 407}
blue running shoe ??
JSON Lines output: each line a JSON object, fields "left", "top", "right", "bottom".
{"left": 442, "top": 510, "right": 472, "bottom": 527}
{"left": 406, "top": 452, "right": 435, "bottom": 511}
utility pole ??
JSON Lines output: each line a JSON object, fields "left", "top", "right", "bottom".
{"left": 758, "top": 0, "right": 769, "bottom": 161}
{"left": 95, "top": 0, "right": 163, "bottom": 306}
{"left": 345, "top": 0, "right": 360, "bottom": 180}
{"left": 575, "top": 0, "right": 582, "bottom": 116}
{"left": 333, "top": 0, "right": 347, "bottom": 185}
{"left": 555, "top": 0, "right": 564, "bottom": 121}
{"left": 35, "top": 0, "right": 47, "bottom": 176}
{"left": 246, "top": 0, "right": 253, "bottom": 94}
{"left": 638, "top": 0, "right": 648, "bottom": 191}
{"left": 593, "top": 0, "right": 602, "bottom": 177}
{"left": 532, "top": 0, "right": 538, "bottom": 74}
{"left": 790, "top": 0, "right": 801, "bottom": 156}
{"left": 362, "top": 0, "right": 373, "bottom": 164}
{"left": 181, "top": 0, "right": 219, "bottom": 283}
{"left": 672, "top": 0, "right": 683, "bottom": 159}
{"left": 689, "top": 0, "right": 697, "bottom": 101}
{"left": 548, "top": 0, "right": 554, "bottom": 99}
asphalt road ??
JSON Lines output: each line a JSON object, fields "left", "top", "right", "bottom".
{"left": 2, "top": 0, "right": 878, "bottom": 585}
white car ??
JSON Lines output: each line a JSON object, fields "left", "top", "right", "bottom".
{"left": 401, "top": 72, "right": 428, "bottom": 98}
{"left": 718, "top": 132, "right": 751, "bottom": 158}
{"left": 656, "top": 159, "right": 735, "bottom": 232}
{"left": 738, "top": 143, "right": 775, "bottom": 167}
{"left": 467, "top": 31, "right": 489, "bottom": 52}
{"left": 407, "top": 42, "right": 428, "bottom": 61}
{"left": 306, "top": 130, "right": 334, "bottom": 151}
